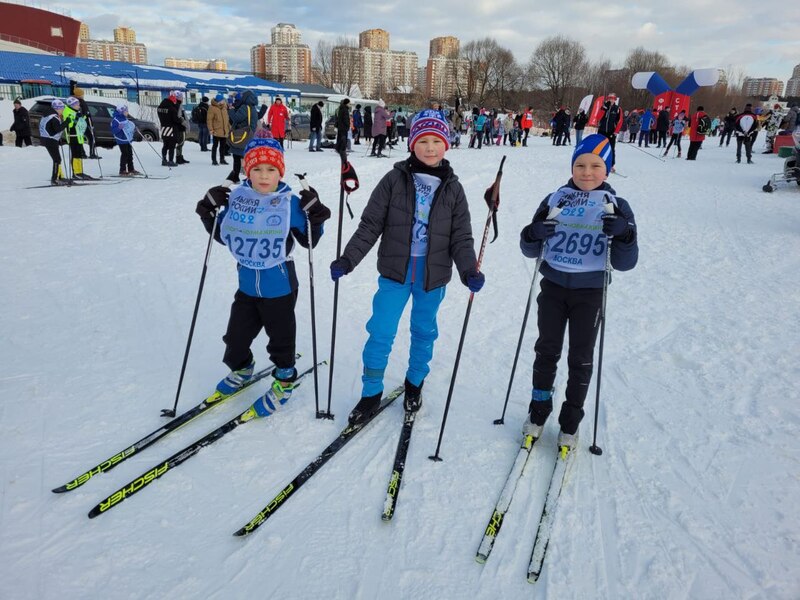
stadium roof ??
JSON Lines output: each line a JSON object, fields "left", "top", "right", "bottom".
{"left": 0, "top": 50, "right": 300, "bottom": 95}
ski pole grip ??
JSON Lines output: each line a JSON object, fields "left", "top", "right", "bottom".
{"left": 603, "top": 194, "right": 615, "bottom": 214}
{"left": 546, "top": 205, "right": 562, "bottom": 220}
{"left": 294, "top": 172, "right": 311, "bottom": 192}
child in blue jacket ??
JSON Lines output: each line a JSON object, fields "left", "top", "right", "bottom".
{"left": 519, "top": 134, "right": 638, "bottom": 450}
{"left": 196, "top": 137, "right": 331, "bottom": 416}
{"left": 110, "top": 105, "right": 140, "bottom": 176}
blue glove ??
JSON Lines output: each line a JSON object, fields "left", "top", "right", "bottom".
{"left": 601, "top": 214, "right": 631, "bottom": 239}
{"left": 465, "top": 269, "right": 485, "bottom": 293}
{"left": 330, "top": 258, "right": 352, "bottom": 281}
{"left": 527, "top": 219, "right": 558, "bottom": 242}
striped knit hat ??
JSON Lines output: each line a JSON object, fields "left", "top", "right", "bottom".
{"left": 572, "top": 133, "right": 613, "bottom": 174}
{"left": 409, "top": 109, "right": 450, "bottom": 151}
{"left": 244, "top": 138, "right": 285, "bottom": 178}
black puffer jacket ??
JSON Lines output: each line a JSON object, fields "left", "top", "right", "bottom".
{"left": 341, "top": 157, "right": 477, "bottom": 291}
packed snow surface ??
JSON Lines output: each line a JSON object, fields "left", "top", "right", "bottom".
{"left": 1, "top": 132, "right": 798, "bottom": 599}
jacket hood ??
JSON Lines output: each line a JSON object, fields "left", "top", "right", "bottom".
{"left": 211, "top": 98, "right": 226, "bottom": 108}
{"left": 240, "top": 91, "right": 258, "bottom": 107}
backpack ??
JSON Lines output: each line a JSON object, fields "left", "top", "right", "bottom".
{"left": 697, "top": 114, "right": 712, "bottom": 136}
{"left": 191, "top": 105, "right": 202, "bottom": 124}
{"left": 228, "top": 106, "right": 253, "bottom": 150}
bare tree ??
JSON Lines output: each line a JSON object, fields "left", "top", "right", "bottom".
{"left": 461, "top": 38, "right": 503, "bottom": 105}
{"left": 330, "top": 36, "right": 360, "bottom": 97}
{"left": 312, "top": 39, "right": 335, "bottom": 88}
{"left": 488, "top": 46, "right": 522, "bottom": 108}
{"left": 527, "top": 35, "right": 588, "bottom": 110}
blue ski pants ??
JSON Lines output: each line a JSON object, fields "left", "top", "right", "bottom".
{"left": 361, "top": 259, "right": 446, "bottom": 396}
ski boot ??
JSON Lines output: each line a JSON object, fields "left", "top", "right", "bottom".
{"left": 348, "top": 392, "right": 382, "bottom": 425}
{"left": 403, "top": 378, "right": 423, "bottom": 412}
{"left": 251, "top": 367, "right": 297, "bottom": 417}
{"left": 522, "top": 388, "right": 553, "bottom": 440}
{"left": 215, "top": 360, "right": 255, "bottom": 396}
{"left": 557, "top": 429, "right": 578, "bottom": 454}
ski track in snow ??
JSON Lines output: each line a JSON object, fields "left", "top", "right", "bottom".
{"left": 1, "top": 132, "right": 798, "bottom": 599}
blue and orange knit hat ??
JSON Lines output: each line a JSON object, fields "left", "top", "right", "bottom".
{"left": 572, "top": 133, "right": 613, "bottom": 174}
{"left": 244, "top": 137, "right": 285, "bottom": 178}
{"left": 409, "top": 109, "right": 450, "bottom": 151}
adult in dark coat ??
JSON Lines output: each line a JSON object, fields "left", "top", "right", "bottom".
{"left": 194, "top": 96, "right": 210, "bottom": 152}
{"left": 309, "top": 100, "right": 324, "bottom": 152}
{"left": 656, "top": 108, "right": 670, "bottom": 148}
{"left": 719, "top": 108, "right": 737, "bottom": 147}
{"left": 572, "top": 108, "right": 588, "bottom": 145}
{"left": 335, "top": 98, "right": 351, "bottom": 154}
{"left": 596, "top": 95, "right": 621, "bottom": 168}
{"left": 363, "top": 106, "right": 373, "bottom": 142}
{"left": 11, "top": 99, "right": 32, "bottom": 147}
{"left": 226, "top": 90, "right": 258, "bottom": 182}
{"left": 157, "top": 91, "right": 182, "bottom": 166}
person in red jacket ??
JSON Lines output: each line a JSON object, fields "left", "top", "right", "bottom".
{"left": 521, "top": 106, "right": 534, "bottom": 146}
{"left": 267, "top": 97, "right": 290, "bottom": 148}
{"left": 686, "top": 106, "right": 709, "bottom": 160}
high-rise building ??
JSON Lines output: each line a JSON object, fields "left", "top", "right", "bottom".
{"left": 113, "top": 27, "right": 136, "bottom": 45}
{"left": 271, "top": 23, "right": 301, "bottom": 46}
{"left": 77, "top": 38, "right": 147, "bottom": 63}
{"left": 785, "top": 63, "right": 800, "bottom": 97}
{"left": 429, "top": 36, "right": 459, "bottom": 59}
{"left": 359, "top": 29, "right": 389, "bottom": 51}
{"left": 332, "top": 30, "right": 418, "bottom": 97}
{"left": 165, "top": 57, "right": 227, "bottom": 71}
{"left": 79, "top": 23, "right": 90, "bottom": 42}
{"left": 425, "top": 36, "right": 468, "bottom": 101}
{"left": 251, "top": 44, "right": 311, "bottom": 83}
{"left": 742, "top": 77, "right": 784, "bottom": 97}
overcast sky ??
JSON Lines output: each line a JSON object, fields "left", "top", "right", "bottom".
{"left": 43, "top": 0, "right": 799, "bottom": 82}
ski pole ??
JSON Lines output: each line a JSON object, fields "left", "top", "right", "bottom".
{"left": 135, "top": 126, "right": 170, "bottom": 168}
{"left": 161, "top": 182, "right": 232, "bottom": 418}
{"left": 295, "top": 172, "right": 322, "bottom": 418}
{"left": 325, "top": 152, "right": 360, "bottom": 420}
{"left": 494, "top": 201, "right": 563, "bottom": 425}
{"left": 588, "top": 196, "right": 616, "bottom": 455}
{"left": 430, "top": 156, "right": 505, "bottom": 462}
{"left": 131, "top": 145, "right": 149, "bottom": 177}
{"left": 625, "top": 142, "right": 666, "bottom": 162}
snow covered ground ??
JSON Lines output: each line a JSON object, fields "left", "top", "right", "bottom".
{"left": 1, "top": 132, "right": 798, "bottom": 599}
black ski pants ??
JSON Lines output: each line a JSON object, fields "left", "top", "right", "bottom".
{"left": 719, "top": 129, "right": 733, "bottom": 146}
{"left": 222, "top": 289, "right": 298, "bottom": 372}
{"left": 686, "top": 141, "right": 702, "bottom": 160}
{"left": 119, "top": 144, "right": 134, "bottom": 173}
{"left": 161, "top": 135, "right": 176, "bottom": 162}
{"left": 531, "top": 278, "right": 603, "bottom": 435}
{"left": 211, "top": 136, "right": 228, "bottom": 163}
{"left": 736, "top": 135, "right": 754, "bottom": 161}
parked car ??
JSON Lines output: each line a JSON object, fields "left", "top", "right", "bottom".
{"left": 29, "top": 98, "right": 160, "bottom": 147}
{"left": 325, "top": 116, "right": 337, "bottom": 140}
{"left": 289, "top": 113, "right": 310, "bottom": 141}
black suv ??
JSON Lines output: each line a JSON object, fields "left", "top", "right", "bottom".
{"left": 29, "top": 98, "right": 160, "bottom": 147}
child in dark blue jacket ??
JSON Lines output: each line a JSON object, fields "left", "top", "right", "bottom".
{"left": 519, "top": 134, "right": 638, "bottom": 449}
{"left": 196, "top": 137, "right": 331, "bottom": 416}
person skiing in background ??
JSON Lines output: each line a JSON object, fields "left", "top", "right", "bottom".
{"left": 521, "top": 106, "right": 534, "bottom": 146}
{"left": 662, "top": 110, "right": 688, "bottom": 157}
{"left": 719, "top": 108, "right": 737, "bottom": 147}
{"left": 328, "top": 109, "right": 484, "bottom": 424}
{"left": 363, "top": 105, "right": 374, "bottom": 144}
{"left": 110, "top": 104, "right": 140, "bottom": 176}
{"left": 39, "top": 98, "right": 67, "bottom": 185}
{"left": 194, "top": 137, "right": 331, "bottom": 416}
{"left": 626, "top": 109, "right": 640, "bottom": 143}
{"left": 208, "top": 93, "right": 230, "bottom": 166}
{"left": 656, "top": 108, "right": 670, "bottom": 148}
{"left": 573, "top": 108, "right": 588, "bottom": 146}
{"left": 62, "top": 96, "right": 90, "bottom": 179}
{"left": 335, "top": 98, "right": 351, "bottom": 154}
{"left": 267, "top": 97, "right": 290, "bottom": 149}
{"left": 596, "top": 94, "right": 621, "bottom": 170}
{"left": 352, "top": 104, "right": 363, "bottom": 145}
{"left": 175, "top": 92, "right": 190, "bottom": 165}
{"left": 309, "top": 100, "right": 324, "bottom": 152}
{"left": 10, "top": 99, "right": 32, "bottom": 147}
{"left": 518, "top": 133, "right": 638, "bottom": 449}
{"left": 157, "top": 90, "right": 181, "bottom": 167}
{"left": 70, "top": 84, "right": 100, "bottom": 159}
{"left": 734, "top": 103, "right": 759, "bottom": 164}
{"left": 638, "top": 108, "right": 654, "bottom": 147}
{"left": 192, "top": 96, "right": 210, "bottom": 152}
{"left": 762, "top": 104, "right": 784, "bottom": 153}
{"left": 226, "top": 90, "right": 259, "bottom": 183}
{"left": 686, "top": 105, "right": 710, "bottom": 161}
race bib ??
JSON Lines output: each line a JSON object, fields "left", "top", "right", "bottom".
{"left": 220, "top": 186, "right": 292, "bottom": 270}
{"left": 410, "top": 173, "right": 441, "bottom": 257}
{"left": 544, "top": 188, "right": 616, "bottom": 273}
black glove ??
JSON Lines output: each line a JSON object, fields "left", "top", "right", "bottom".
{"left": 526, "top": 219, "right": 558, "bottom": 242}
{"left": 484, "top": 182, "right": 499, "bottom": 212}
{"left": 601, "top": 214, "right": 632, "bottom": 239}
{"left": 195, "top": 186, "right": 230, "bottom": 219}
{"left": 299, "top": 187, "right": 332, "bottom": 225}
{"left": 330, "top": 257, "right": 352, "bottom": 281}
